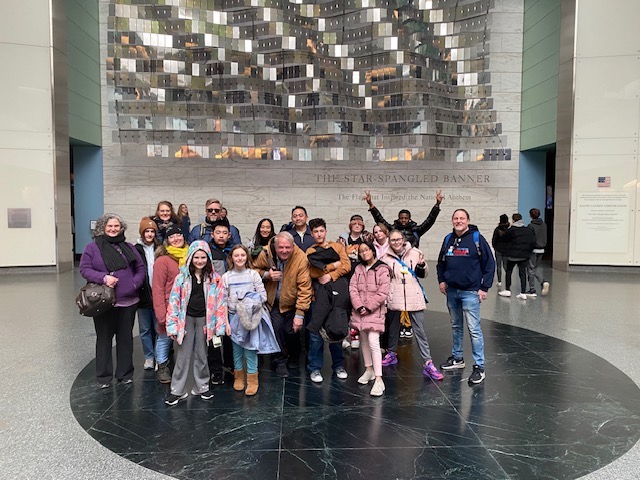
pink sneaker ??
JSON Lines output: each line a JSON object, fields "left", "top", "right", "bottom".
{"left": 381, "top": 351, "right": 398, "bottom": 366}
{"left": 423, "top": 360, "right": 444, "bottom": 381}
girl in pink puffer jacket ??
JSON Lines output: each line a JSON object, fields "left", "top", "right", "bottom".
{"left": 349, "top": 241, "right": 391, "bottom": 396}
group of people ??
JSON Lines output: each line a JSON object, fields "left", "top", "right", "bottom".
{"left": 492, "top": 209, "right": 550, "bottom": 300}
{"left": 79, "top": 191, "right": 507, "bottom": 405}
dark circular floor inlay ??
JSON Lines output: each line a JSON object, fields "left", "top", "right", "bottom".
{"left": 71, "top": 313, "right": 640, "bottom": 480}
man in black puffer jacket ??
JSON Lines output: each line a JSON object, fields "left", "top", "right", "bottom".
{"left": 498, "top": 213, "right": 536, "bottom": 300}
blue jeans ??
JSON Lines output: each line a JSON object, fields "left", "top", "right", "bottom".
{"left": 307, "top": 332, "right": 344, "bottom": 373}
{"left": 446, "top": 288, "right": 485, "bottom": 368}
{"left": 137, "top": 308, "right": 157, "bottom": 360}
{"left": 155, "top": 332, "right": 172, "bottom": 364}
{"left": 232, "top": 342, "right": 258, "bottom": 374}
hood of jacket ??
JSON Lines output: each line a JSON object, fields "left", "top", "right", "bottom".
{"left": 530, "top": 218, "right": 543, "bottom": 226}
{"left": 176, "top": 240, "right": 213, "bottom": 283}
{"left": 511, "top": 220, "right": 525, "bottom": 228}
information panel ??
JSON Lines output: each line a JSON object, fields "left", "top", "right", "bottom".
{"left": 575, "top": 192, "right": 630, "bottom": 253}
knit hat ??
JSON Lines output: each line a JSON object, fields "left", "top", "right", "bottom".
{"left": 499, "top": 214, "right": 509, "bottom": 224}
{"left": 165, "top": 224, "right": 183, "bottom": 238}
{"left": 139, "top": 217, "right": 158, "bottom": 236}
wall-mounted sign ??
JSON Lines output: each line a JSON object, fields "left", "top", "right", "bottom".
{"left": 575, "top": 192, "right": 630, "bottom": 253}
{"left": 7, "top": 208, "right": 31, "bottom": 228}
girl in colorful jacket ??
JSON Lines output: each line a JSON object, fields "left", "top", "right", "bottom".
{"left": 349, "top": 241, "right": 391, "bottom": 396}
{"left": 381, "top": 230, "right": 443, "bottom": 381}
{"left": 164, "top": 240, "right": 228, "bottom": 406}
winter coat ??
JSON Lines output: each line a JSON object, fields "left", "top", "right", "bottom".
{"left": 306, "top": 241, "right": 351, "bottom": 282}
{"left": 349, "top": 260, "right": 391, "bottom": 333}
{"left": 491, "top": 224, "right": 509, "bottom": 254}
{"left": 279, "top": 223, "right": 315, "bottom": 251}
{"left": 308, "top": 276, "right": 350, "bottom": 342}
{"left": 369, "top": 203, "right": 440, "bottom": 247}
{"left": 528, "top": 218, "right": 548, "bottom": 250}
{"left": 134, "top": 241, "right": 155, "bottom": 309}
{"left": 436, "top": 225, "right": 495, "bottom": 292}
{"left": 79, "top": 241, "right": 145, "bottom": 307}
{"left": 152, "top": 254, "right": 180, "bottom": 334}
{"left": 382, "top": 243, "right": 428, "bottom": 312}
{"left": 502, "top": 221, "right": 536, "bottom": 260}
{"left": 252, "top": 238, "right": 312, "bottom": 317}
{"left": 166, "top": 241, "right": 227, "bottom": 345}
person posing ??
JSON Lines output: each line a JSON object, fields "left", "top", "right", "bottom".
{"left": 527, "top": 208, "right": 550, "bottom": 297}
{"left": 253, "top": 232, "right": 312, "bottom": 378}
{"left": 372, "top": 223, "right": 390, "bottom": 259}
{"left": 177, "top": 203, "right": 191, "bottom": 239}
{"left": 491, "top": 214, "right": 510, "bottom": 288}
{"left": 223, "top": 245, "right": 280, "bottom": 396}
{"left": 135, "top": 217, "right": 159, "bottom": 370}
{"left": 280, "top": 206, "right": 315, "bottom": 252}
{"left": 189, "top": 198, "right": 241, "bottom": 247}
{"left": 498, "top": 213, "right": 536, "bottom": 300}
{"left": 305, "top": 218, "right": 351, "bottom": 383}
{"left": 248, "top": 218, "right": 275, "bottom": 260}
{"left": 152, "top": 201, "right": 180, "bottom": 243}
{"left": 152, "top": 225, "right": 189, "bottom": 384}
{"left": 207, "top": 217, "right": 235, "bottom": 385}
{"left": 437, "top": 209, "right": 495, "bottom": 385}
{"left": 364, "top": 190, "right": 443, "bottom": 247}
{"left": 349, "top": 241, "right": 391, "bottom": 396}
{"left": 79, "top": 213, "right": 146, "bottom": 388}
{"left": 164, "top": 241, "right": 227, "bottom": 406}
{"left": 381, "top": 230, "right": 443, "bottom": 380}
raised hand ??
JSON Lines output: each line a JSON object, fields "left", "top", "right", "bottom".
{"left": 436, "top": 190, "right": 444, "bottom": 205}
{"left": 363, "top": 190, "right": 373, "bottom": 206}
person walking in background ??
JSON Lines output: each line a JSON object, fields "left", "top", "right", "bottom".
{"left": 349, "top": 241, "right": 391, "bottom": 396}
{"left": 164, "top": 241, "right": 226, "bottom": 406}
{"left": 437, "top": 209, "right": 495, "bottom": 385}
{"left": 134, "top": 217, "right": 160, "bottom": 371}
{"left": 498, "top": 213, "right": 536, "bottom": 301}
{"left": 223, "top": 245, "right": 279, "bottom": 396}
{"left": 491, "top": 214, "right": 510, "bottom": 288}
{"left": 527, "top": 208, "right": 550, "bottom": 297}
{"left": 79, "top": 213, "right": 146, "bottom": 388}
{"left": 152, "top": 225, "right": 189, "bottom": 384}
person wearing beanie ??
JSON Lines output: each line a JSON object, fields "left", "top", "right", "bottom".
{"left": 491, "top": 214, "right": 510, "bottom": 288}
{"left": 135, "top": 217, "right": 160, "bottom": 370}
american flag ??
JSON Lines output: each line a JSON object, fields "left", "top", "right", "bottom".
{"left": 597, "top": 176, "right": 611, "bottom": 187}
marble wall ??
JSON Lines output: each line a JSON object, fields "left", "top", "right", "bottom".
{"left": 98, "top": 0, "right": 523, "bottom": 260}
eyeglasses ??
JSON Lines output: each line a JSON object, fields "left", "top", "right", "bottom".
{"left": 390, "top": 238, "right": 404, "bottom": 243}
{"left": 207, "top": 208, "right": 221, "bottom": 213}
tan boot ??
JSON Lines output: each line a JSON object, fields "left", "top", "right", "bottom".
{"left": 245, "top": 372, "right": 259, "bottom": 396}
{"left": 233, "top": 369, "right": 245, "bottom": 391}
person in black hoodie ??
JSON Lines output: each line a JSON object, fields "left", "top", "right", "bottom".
{"left": 491, "top": 214, "right": 510, "bottom": 287}
{"left": 527, "top": 208, "right": 550, "bottom": 297}
{"left": 498, "top": 213, "right": 536, "bottom": 300}
{"left": 363, "top": 190, "right": 443, "bottom": 247}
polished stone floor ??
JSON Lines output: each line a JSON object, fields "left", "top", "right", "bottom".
{"left": 1, "top": 266, "right": 640, "bottom": 479}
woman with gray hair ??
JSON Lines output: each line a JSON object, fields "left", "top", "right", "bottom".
{"left": 79, "top": 213, "right": 146, "bottom": 388}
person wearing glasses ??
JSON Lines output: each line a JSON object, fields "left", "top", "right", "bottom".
{"left": 189, "top": 198, "right": 241, "bottom": 247}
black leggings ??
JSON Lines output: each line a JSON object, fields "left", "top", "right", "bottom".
{"left": 505, "top": 260, "right": 528, "bottom": 294}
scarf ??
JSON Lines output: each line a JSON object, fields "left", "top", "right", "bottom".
{"left": 166, "top": 245, "right": 189, "bottom": 267}
{"left": 96, "top": 233, "right": 136, "bottom": 272}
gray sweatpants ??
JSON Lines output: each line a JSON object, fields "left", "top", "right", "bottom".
{"left": 387, "top": 310, "right": 432, "bottom": 362}
{"left": 170, "top": 315, "right": 210, "bottom": 395}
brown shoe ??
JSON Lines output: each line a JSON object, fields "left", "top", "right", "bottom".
{"left": 233, "top": 369, "right": 245, "bottom": 391}
{"left": 156, "top": 361, "right": 172, "bottom": 384}
{"left": 245, "top": 372, "right": 259, "bottom": 396}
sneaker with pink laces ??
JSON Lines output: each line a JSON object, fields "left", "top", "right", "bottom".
{"left": 423, "top": 360, "right": 444, "bottom": 380}
{"left": 381, "top": 351, "right": 398, "bottom": 366}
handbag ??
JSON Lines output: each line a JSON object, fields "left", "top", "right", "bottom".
{"left": 76, "top": 283, "right": 115, "bottom": 317}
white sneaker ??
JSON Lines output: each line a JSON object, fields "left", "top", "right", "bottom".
{"left": 342, "top": 339, "right": 350, "bottom": 349}
{"left": 335, "top": 367, "right": 348, "bottom": 379}
{"left": 498, "top": 290, "right": 511, "bottom": 297}
{"left": 310, "top": 370, "right": 323, "bottom": 383}
{"left": 357, "top": 369, "right": 376, "bottom": 384}
{"left": 143, "top": 358, "right": 155, "bottom": 370}
{"left": 516, "top": 293, "right": 527, "bottom": 300}
{"left": 541, "top": 281, "right": 550, "bottom": 296}
{"left": 370, "top": 379, "right": 385, "bottom": 396}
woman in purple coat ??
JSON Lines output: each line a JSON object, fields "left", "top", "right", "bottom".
{"left": 80, "top": 213, "right": 146, "bottom": 388}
